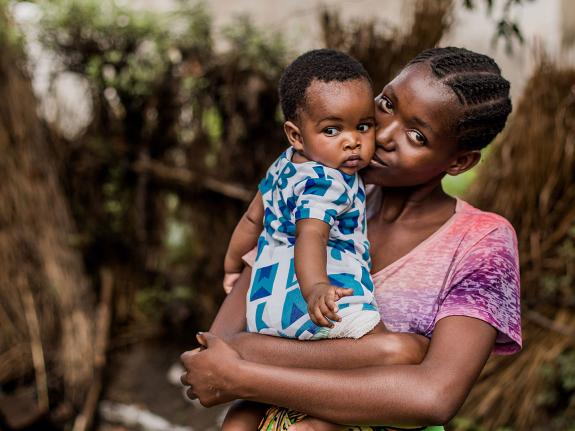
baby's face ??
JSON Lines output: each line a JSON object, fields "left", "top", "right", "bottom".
{"left": 293, "top": 78, "right": 375, "bottom": 175}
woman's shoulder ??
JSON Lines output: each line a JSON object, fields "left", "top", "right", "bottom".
{"left": 455, "top": 198, "right": 514, "bottom": 228}
{"left": 453, "top": 198, "right": 518, "bottom": 247}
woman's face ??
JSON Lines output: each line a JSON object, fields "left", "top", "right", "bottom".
{"left": 362, "top": 63, "right": 465, "bottom": 188}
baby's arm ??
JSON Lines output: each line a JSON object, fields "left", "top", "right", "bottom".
{"left": 295, "top": 218, "right": 354, "bottom": 327}
{"left": 223, "top": 191, "right": 264, "bottom": 293}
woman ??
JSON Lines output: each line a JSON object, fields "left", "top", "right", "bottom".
{"left": 180, "top": 47, "right": 521, "bottom": 430}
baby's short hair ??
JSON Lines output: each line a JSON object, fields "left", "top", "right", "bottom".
{"left": 279, "top": 49, "right": 372, "bottom": 122}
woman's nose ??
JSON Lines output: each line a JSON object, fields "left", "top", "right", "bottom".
{"left": 376, "top": 120, "right": 398, "bottom": 151}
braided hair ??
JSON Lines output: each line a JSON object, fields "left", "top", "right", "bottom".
{"left": 279, "top": 49, "right": 372, "bottom": 122}
{"left": 408, "top": 47, "right": 512, "bottom": 151}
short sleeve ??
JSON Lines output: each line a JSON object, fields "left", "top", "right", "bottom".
{"left": 293, "top": 176, "right": 351, "bottom": 227}
{"left": 242, "top": 247, "right": 257, "bottom": 267}
{"left": 435, "top": 224, "right": 522, "bottom": 355}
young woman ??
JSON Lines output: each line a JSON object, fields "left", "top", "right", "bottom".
{"left": 180, "top": 47, "right": 521, "bottom": 430}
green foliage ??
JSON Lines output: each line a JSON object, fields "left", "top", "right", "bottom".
{"left": 536, "top": 224, "right": 575, "bottom": 303}
{"left": 452, "top": 416, "right": 514, "bottom": 431}
{"left": 38, "top": 0, "right": 211, "bottom": 99}
{"left": 539, "top": 348, "right": 575, "bottom": 428}
{"left": 35, "top": 0, "right": 288, "bottom": 330}
{"left": 442, "top": 165, "right": 478, "bottom": 197}
{"left": 462, "top": 0, "right": 536, "bottom": 53}
{"left": 0, "top": 1, "right": 25, "bottom": 50}
{"left": 221, "top": 15, "right": 288, "bottom": 79}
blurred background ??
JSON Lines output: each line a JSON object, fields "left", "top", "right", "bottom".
{"left": 0, "top": 0, "right": 574, "bottom": 430}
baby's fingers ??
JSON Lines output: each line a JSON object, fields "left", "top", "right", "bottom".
{"left": 325, "top": 295, "right": 342, "bottom": 321}
{"left": 319, "top": 301, "right": 340, "bottom": 324}
{"left": 335, "top": 287, "right": 354, "bottom": 300}
{"left": 310, "top": 304, "right": 333, "bottom": 328}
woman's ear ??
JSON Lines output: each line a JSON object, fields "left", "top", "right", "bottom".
{"left": 283, "top": 121, "right": 304, "bottom": 152}
{"left": 446, "top": 150, "right": 481, "bottom": 176}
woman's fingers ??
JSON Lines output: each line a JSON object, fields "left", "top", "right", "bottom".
{"left": 186, "top": 387, "right": 198, "bottom": 400}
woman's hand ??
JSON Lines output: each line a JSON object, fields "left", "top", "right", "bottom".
{"left": 180, "top": 332, "right": 244, "bottom": 407}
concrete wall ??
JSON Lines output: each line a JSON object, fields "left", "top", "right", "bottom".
{"left": 163, "top": 0, "right": 571, "bottom": 100}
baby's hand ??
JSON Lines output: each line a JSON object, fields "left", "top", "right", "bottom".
{"left": 223, "top": 272, "right": 241, "bottom": 294}
{"left": 306, "top": 282, "right": 354, "bottom": 328}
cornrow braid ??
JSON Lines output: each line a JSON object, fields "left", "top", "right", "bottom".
{"left": 408, "top": 47, "right": 512, "bottom": 151}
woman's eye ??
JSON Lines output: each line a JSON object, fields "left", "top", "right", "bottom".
{"left": 377, "top": 96, "right": 394, "bottom": 114}
{"left": 323, "top": 127, "right": 339, "bottom": 136}
{"left": 357, "top": 123, "right": 372, "bottom": 132}
{"left": 407, "top": 130, "right": 427, "bottom": 145}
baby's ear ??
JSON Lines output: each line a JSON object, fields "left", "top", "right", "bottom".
{"left": 283, "top": 121, "right": 304, "bottom": 151}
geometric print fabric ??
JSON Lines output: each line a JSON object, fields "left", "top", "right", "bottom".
{"left": 246, "top": 147, "right": 379, "bottom": 339}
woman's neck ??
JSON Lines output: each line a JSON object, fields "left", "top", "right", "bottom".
{"left": 375, "top": 181, "right": 454, "bottom": 224}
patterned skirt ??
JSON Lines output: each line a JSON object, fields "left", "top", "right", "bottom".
{"left": 258, "top": 406, "right": 445, "bottom": 431}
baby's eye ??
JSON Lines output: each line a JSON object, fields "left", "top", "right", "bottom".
{"left": 406, "top": 130, "right": 427, "bottom": 146}
{"left": 323, "top": 127, "right": 339, "bottom": 136}
{"left": 357, "top": 123, "right": 372, "bottom": 133}
{"left": 377, "top": 96, "right": 394, "bottom": 114}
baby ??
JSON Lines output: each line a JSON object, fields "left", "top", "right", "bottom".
{"left": 222, "top": 49, "right": 385, "bottom": 431}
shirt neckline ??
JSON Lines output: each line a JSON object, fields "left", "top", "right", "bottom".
{"left": 284, "top": 146, "right": 355, "bottom": 180}
{"left": 371, "top": 198, "right": 463, "bottom": 279}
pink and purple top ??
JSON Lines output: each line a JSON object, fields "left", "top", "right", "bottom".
{"left": 244, "top": 195, "right": 522, "bottom": 355}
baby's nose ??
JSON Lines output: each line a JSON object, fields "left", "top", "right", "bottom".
{"left": 344, "top": 135, "right": 361, "bottom": 150}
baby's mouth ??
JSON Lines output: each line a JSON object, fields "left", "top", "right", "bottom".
{"left": 341, "top": 155, "right": 362, "bottom": 168}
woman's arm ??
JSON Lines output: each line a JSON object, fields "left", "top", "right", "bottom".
{"left": 231, "top": 329, "right": 427, "bottom": 369}
{"left": 182, "top": 316, "right": 496, "bottom": 426}
{"left": 206, "top": 264, "right": 428, "bottom": 368}
{"left": 209, "top": 265, "right": 250, "bottom": 339}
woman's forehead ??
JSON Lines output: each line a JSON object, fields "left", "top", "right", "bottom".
{"left": 384, "top": 64, "right": 461, "bottom": 134}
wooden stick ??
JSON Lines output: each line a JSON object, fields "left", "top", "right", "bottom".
{"left": 132, "top": 156, "right": 253, "bottom": 202}
{"left": 72, "top": 268, "right": 114, "bottom": 431}
{"left": 524, "top": 308, "right": 575, "bottom": 340}
{"left": 16, "top": 275, "right": 49, "bottom": 413}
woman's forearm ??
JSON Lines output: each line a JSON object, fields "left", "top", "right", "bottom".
{"left": 202, "top": 317, "right": 496, "bottom": 426}
{"left": 209, "top": 266, "right": 249, "bottom": 339}
{"left": 230, "top": 331, "right": 428, "bottom": 369}
{"left": 208, "top": 263, "right": 427, "bottom": 369}
{"left": 237, "top": 360, "right": 441, "bottom": 426}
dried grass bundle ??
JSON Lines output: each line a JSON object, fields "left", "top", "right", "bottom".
{"left": 461, "top": 59, "right": 575, "bottom": 429}
{"left": 320, "top": 0, "right": 453, "bottom": 92}
{"left": 0, "top": 22, "right": 95, "bottom": 419}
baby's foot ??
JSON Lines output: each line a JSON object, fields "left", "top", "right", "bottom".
{"left": 287, "top": 416, "right": 342, "bottom": 431}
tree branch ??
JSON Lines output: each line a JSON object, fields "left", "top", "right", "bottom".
{"left": 132, "top": 156, "right": 253, "bottom": 202}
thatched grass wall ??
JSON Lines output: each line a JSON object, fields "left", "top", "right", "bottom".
{"left": 0, "top": 13, "right": 95, "bottom": 426}
{"left": 462, "top": 60, "right": 575, "bottom": 430}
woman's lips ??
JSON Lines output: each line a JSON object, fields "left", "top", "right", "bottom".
{"left": 370, "top": 154, "right": 389, "bottom": 168}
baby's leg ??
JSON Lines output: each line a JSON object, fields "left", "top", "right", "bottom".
{"left": 221, "top": 400, "right": 269, "bottom": 431}
{"left": 288, "top": 416, "right": 343, "bottom": 431}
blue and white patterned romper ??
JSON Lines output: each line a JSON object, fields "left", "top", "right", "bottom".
{"left": 246, "top": 147, "right": 380, "bottom": 340}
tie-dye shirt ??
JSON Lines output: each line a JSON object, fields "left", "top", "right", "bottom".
{"left": 366, "top": 187, "right": 521, "bottom": 354}
{"left": 244, "top": 188, "right": 522, "bottom": 354}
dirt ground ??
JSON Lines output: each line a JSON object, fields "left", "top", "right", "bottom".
{"left": 98, "top": 339, "right": 230, "bottom": 430}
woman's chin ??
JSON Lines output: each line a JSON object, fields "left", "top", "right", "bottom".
{"left": 361, "top": 165, "right": 386, "bottom": 185}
